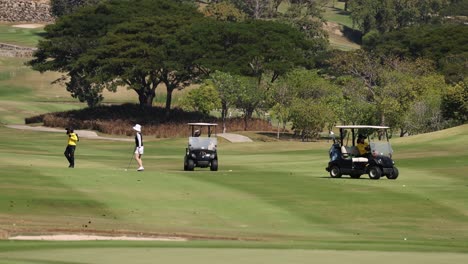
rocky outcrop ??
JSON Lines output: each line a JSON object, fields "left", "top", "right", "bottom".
{"left": 0, "top": 0, "right": 53, "bottom": 23}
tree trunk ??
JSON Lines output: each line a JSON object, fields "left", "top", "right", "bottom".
{"left": 243, "top": 107, "right": 254, "bottom": 131}
{"left": 165, "top": 87, "right": 174, "bottom": 115}
{"left": 277, "top": 121, "right": 280, "bottom": 139}
{"left": 136, "top": 88, "right": 155, "bottom": 108}
{"left": 221, "top": 102, "right": 227, "bottom": 133}
{"left": 379, "top": 112, "right": 386, "bottom": 140}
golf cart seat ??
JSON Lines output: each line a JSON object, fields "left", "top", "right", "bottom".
{"left": 341, "top": 146, "right": 368, "bottom": 163}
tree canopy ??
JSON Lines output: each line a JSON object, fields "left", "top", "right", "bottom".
{"left": 362, "top": 24, "right": 468, "bottom": 83}
{"left": 30, "top": 0, "right": 204, "bottom": 109}
{"left": 348, "top": 0, "right": 450, "bottom": 34}
{"left": 50, "top": 0, "right": 102, "bottom": 17}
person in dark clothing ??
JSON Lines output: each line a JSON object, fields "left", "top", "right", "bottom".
{"left": 64, "top": 127, "right": 78, "bottom": 168}
{"left": 133, "top": 124, "right": 144, "bottom": 171}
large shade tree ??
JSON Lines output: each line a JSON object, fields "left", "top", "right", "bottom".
{"left": 30, "top": 0, "right": 204, "bottom": 109}
{"left": 188, "top": 19, "right": 316, "bottom": 83}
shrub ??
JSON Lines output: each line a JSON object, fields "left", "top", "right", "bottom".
{"left": 26, "top": 104, "right": 273, "bottom": 138}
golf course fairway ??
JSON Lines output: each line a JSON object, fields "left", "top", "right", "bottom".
{"left": 0, "top": 124, "right": 467, "bottom": 263}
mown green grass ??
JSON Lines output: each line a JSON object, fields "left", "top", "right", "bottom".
{"left": 0, "top": 124, "right": 467, "bottom": 264}
{"left": 323, "top": 2, "right": 354, "bottom": 29}
{"left": 0, "top": 24, "right": 45, "bottom": 47}
{"left": 1, "top": 14, "right": 467, "bottom": 264}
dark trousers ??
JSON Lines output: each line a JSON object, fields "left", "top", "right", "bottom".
{"left": 64, "top": 145, "right": 76, "bottom": 167}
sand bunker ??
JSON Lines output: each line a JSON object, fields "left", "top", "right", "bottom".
{"left": 9, "top": 234, "right": 187, "bottom": 241}
{"left": 12, "top": 24, "right": 45, "bottom": 29}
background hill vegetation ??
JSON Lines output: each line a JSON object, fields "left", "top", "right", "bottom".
{"left": 1, "top": 0, "right": 466, "bottom": 138}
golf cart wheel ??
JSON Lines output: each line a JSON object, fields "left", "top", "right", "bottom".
{"left": 187, "top": 159, "right": 195, "bottom": 171}
{"left": 329, "top": 166, "right": 342, "bottom": 178}
{"left": 387, "top": 166, "right": 399, "bottom": 180}
{"left": 350, "top": 174, "right": 361, "bottom": 179}
{"left": 368, "top": 166, "right": 382, "bottom": 180}
{"left": 210, "top": 159, "right": 218, "bottom": 171}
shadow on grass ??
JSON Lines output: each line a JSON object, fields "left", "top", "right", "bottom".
{"left": 318, "top": 176, "right": 373, "bottom": 180}
{"left": 342, "top": 25, "right": 362, "bottom": 45}
{"left": 328, "top": 6, "right": 351, "bottom": 16}
{"left": 256, "top": 131, "right": 334, "bottom": 142}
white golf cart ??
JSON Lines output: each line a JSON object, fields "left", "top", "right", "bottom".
{"left": 326, "top": 125, "right": 399, "bottom": 180}
{"left": 184, "top": 123, "right": 218, "bottom": 171}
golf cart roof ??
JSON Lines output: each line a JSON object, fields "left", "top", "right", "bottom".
{"left": 188, "top": 123, "right": 218, "bottom": 126}
{"left": 336, "top": 125, "right": 389, "bottom": 129}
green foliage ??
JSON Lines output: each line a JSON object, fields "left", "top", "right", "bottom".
{"left": 202, "top": 1, "right": 246, "bottom": 21}
{"left": 30, "top": 0, "right": 204, "bottom": 109}
{"left": 349, "top": 0, "right": 450, "bottom": 34}
{"left": 289, "top": 98, "right": 330, "bottom": 140}
{"left": 402, "top": 75, "right": 448, "bottom": 135}
{"left": 230, "top": 0, "right": 283, "bottom": 19}
{"left": 234, "top": 77, "right": 267, "bottom": 130}
{"left": 269, "top": 69, "right": 342, "bottom": 136}
{"left": 327, "top": 49, "right": 449, "bottom": 133}
{"left": 442, "top": 81, "right": 468, "bottom": 124}
{"left": 209, "top": 71, "right": 242, "bottom": 132}
{"left": 363, "top": 24, "right": 468, "bottom": 83}
{"left": 180, "top": 82, "right": 221, "bottom": 115}
{"left": 50, "top": 0, "right": 102, "bottom": 17}
{"left": 441, "top": 0, "right": 468, "bottom": 16}
{"left": 189, "top": 19, "right": 315, "bottom": 82}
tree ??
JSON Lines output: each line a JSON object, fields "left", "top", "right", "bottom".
{"left": 363, "top": 24, "right": 468, "bottom": 83}
{"left": 230, "top": 0, "right": 272, "bottom": 19}
{"left": 442, "top": 81, "right": 468, "bottom": 124}
{"left": 86, "top": 5, "right": 204, "bottom": 110}
{"left": 209, "top": 71, "right": 242, "bottom": 133}
{"left": 189, "top": 19, "right": 315, "bottom": 83}
{"left": 348, "top": 0, "right": 450, "bottom": 34}
{"left": 180, "top": 82, "right": 221, "bottom": 115}
{"left": 268, "top": 69, "right": 342, "bottom": 138}
{"left": 327, "top": 50, "right": 438, "bottom": 129}
{"left": 402, "top": 75, "right": 449, "bottom": 135}
{"left": 290, "top": 99, "right": 331, "bottom": 141}
{"left": 31, "top": 0, "right": 204, "bottom": 109}
{"left": 30, "top": 1, "right": 130, "bottom": 107}
{"left": 235, "top": 77, "right": 267, "bottom": 130}
{"left": 202, "top": 1, "right": 246, "bottom": 21}
{"left": 50, "top": 0, "right": 101, "bottom": 17}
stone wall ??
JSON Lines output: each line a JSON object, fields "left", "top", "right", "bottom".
{"left": 0, "top": 0, "right": 53, "bottom": 23}
{"left": 0, "top": 43, "right": 37, "bottom": 57}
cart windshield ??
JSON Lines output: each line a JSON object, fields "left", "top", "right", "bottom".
{"left": 189, "top": 137, "right": 217, "bottom": 151}
{"left": 370, "top": 142, "right": 393, "bottom": 157}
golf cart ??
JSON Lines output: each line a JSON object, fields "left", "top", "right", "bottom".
{"left": 184, "top": 123, "right": 218, "bottom": 171}
{"left": 325, "top": 125, "right": 399, "bottom": 180}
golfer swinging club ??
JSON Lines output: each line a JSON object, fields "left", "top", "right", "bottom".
{"left": 64, "top": 127, "right": 78, "bottom": 168}
{"left": 133, "top": 124, "right": 144, "bottom": 171}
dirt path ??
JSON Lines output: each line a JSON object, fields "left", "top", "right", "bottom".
{"left": 218, "top": 133, "right": 253, "bottom": 143}
{"left": 6, "top": 125, "right": 253, "bottom": 142}
{"left": 6, "top": 124, "right": 133, "bottom": 142}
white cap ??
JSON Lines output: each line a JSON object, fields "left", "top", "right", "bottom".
{"left": 132, "top": 124, "right": 141, "bottom": 132}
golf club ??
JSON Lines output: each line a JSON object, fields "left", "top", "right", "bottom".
{"left": 125, "top": 148, "right": 135, "bottom": 171}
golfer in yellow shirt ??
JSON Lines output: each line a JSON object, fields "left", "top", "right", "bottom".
{"left": 64, "top": 127, "right": 78, "bottom": 168}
